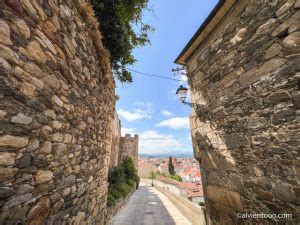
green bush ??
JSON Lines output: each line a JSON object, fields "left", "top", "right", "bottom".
{"left": 169, "top": 174, "right": 182, "bottom": 182}
{"left": 107, "top": 156, "right": 139, "bottom": 207}
{"left": 118, "top": 183, "right": 132, "bottom": 198}
{"left": 107, "top": 192, "right": 116, "bottom": 207}
{"left": 108, "top": 167, "right": 125, "bottom": 184}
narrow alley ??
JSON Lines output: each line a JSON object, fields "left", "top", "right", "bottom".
{"left": 109, "top": 183, "right": 192, "bottom": 225}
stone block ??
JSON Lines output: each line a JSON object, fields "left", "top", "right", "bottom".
{"left": 0, "top": 43, "right": 19, "bottom": 64}
{"left": 17, "top": 184, "right": 34, "bottom": 194}
{"left": 223, "top": 134, "right": 249, "bottom": 149}
{"left": 10, "top": 18, "right": 30, "bottom": 39}
{"left": 20, "top": 82, "right": 36, "bottom": 97}
{"left": 202, "top": 151, "right": 218, "bottom": 170}
{"left": 272, "top": 108, "right": 295, "bottom": 124}
{"left": 206, "top": 185, "right": 244, "bottom": 212}
{"left": 230, "top": 28, "right": 247, "bottom": 45}
{"left": 0, "top": 187, "right": 15, "bottom": 199}
{"left": 267, "top": 90, "right": 291, "bottom": 104}
{"left": 264, "top": 43, "right": 282, "bottom": 60}
{"left": 51, "top": 95, "right": 64, "bottom": 107}
{"left": 218, "top": 157, "right": 236, "bottom": 171}
{"left": 57, "top": 175, "right": 76, "bottom": 189}
{"left": 52, "top": 143, "right": 67, "bottom": 156}
{"left": 239, "top": 68, "right": 259, "bottom": 87}
{"left": 2, "top": 193, "right": 32, "bottom": 211}
{"left": 0, "top": 152, "right": 16, "bottom": 166}
{"left": 42, "top": 75, "right": 60, "bottom": 90}
{"left": 27, "top": 196, "right": 50, "bottom": 225}
{"left": 273, "top": 183, "right": 295, "bottom": 203}
{"left": 25, "top": 41, "right": 47, "bottom": 63}
{"left": 283, "top": 32, "right": 300, "bottom": 48}
{"left": 0, "top": 19, "right": 13, "bottom": 45}
{"left": 257, "top": 58, "right": 286, "bottom": 77}
{"left": 35, "top": 170, "right": 53, "bottom": 184}
{"left": 276, "top": 0, "right": 295, "bottom": 17}
{"left": 11, "top": 112, "right": 32, "bottom": 124}
{"left": 0, "top": 135, "right": 29, "bottom": 148}
{"left": 272, "top": 11, "right": 300, "bottom": 37}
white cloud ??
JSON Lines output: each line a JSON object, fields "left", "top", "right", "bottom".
{"left": 118, "top": 109, "right": 150, "bottom": 122}
{"left": 139, "top": 130, "right": 183, "bottom": 154}
{"left": 155, "top": 117, "right": 189, "bottom": 129}
{"left": 161, "top": 110, "right": 174, "bottom": 117}
{"left": 137, "top": 130, "right": 193, "bottom": 154}
{"left": 121, "top": 127, "right": 136, "bottom": 136}
{"left": 118, "top": 102, "right": 153, "bottom": 122}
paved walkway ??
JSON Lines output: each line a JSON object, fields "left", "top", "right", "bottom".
{"left": 109, "top": 183, "right": 191, "bottom": 225}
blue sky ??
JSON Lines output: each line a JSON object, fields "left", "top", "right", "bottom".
{"left": 116, "top": 0, "right": 218, "bottom": 155}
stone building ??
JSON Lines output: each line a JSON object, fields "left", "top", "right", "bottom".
{"left": 175, "top": 0, "right": 299, "bottom": 224}
{"left": 0, "top": 0, "right": 117, "bottom": 224}
{"left": 119, "top": 134, "right": 139, "bottom": 169}
{"left": 109, "top": 112, "right": 121, "bottom": 167}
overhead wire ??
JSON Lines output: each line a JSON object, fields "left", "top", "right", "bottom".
{"left": 125, "top": 67, "right": 183, "bottom": 82}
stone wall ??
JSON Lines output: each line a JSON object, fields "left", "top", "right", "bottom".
{"left": 109, "top": 112, "right": 121, "bottom": 167}
{"left": 0, "top": 0, "right": 116, "bottom": 224}
{"left": 119, "top": 134, "right": 139, "bottom": 169}
{"left": 155, "top": 185, "right": 206, "bottom": 225}
{"left": 187, "top": 0, "right": 299, "bottom": 224}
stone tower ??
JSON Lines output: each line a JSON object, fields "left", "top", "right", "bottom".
{"left": 119, "top": 134, "right": 139, "bottom": 169}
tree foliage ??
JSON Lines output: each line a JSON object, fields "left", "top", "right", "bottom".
{"left": 90, "top": 0, "right": 153, "bottom": 83}
{"left": 168, "top": 156, "right": 175, "bottom": 175}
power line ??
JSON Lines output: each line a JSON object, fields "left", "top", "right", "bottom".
{"left": 126, "top": 68, "right": 183, "bottom": 81}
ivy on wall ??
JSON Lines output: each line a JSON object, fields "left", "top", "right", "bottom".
{"left": 90, "top": 0, "right": 153, "bottom": 83}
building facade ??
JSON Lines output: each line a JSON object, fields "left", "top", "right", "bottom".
{"left": 175, "top": 0, "right": 299, "bottom": 224}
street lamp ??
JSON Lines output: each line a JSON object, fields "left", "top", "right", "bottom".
{"left": 176, "top": 85, "right": 209, "bottom": 116}
{"left": 151, "top": 164, "right": 154, "bottom": 187}
{"left": 176, "top": 85, "right": 199, "bottom": 109}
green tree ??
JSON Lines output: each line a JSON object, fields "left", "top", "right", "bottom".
{"left": 168, "top": 156, "right": 175, "bottom": 175}
{"left": 90, "top": 0, "right": 153, "bottom": 83}
{"left": 149, "top": 171, "right": 156, "bottom": 179}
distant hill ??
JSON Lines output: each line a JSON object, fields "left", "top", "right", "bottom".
{"left": 139, "top": 152, "right": 194, "bottom": 158}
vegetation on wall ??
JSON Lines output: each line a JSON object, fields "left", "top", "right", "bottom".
{"left": 90, "top": 0, "right": 153, "bottom": 83}
{"left": 107, "top": 157, "right": 140, "bottom": 207}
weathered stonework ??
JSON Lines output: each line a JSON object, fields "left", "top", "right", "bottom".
{"left": 109, "top": 112, "right": 121, "bottom": 168}
{"left": 179, "top": 0, "right": 299, "bottom": 224}
{"left": 119, "top": 134, "right": 139, "bottom": 169}
{"left": 0, "top": 0, "right": 116, "bottom": 224}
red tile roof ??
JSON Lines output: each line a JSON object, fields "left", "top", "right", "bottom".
{"left": 183, "top": 182, "right": 204, "bottom": 197}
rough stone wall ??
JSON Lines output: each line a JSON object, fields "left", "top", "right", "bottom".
{"left": 188, "top": 0, "right": 299, "bottom": 224}
{"left": 0, "top": 0, "right": 116, "bottom": 224}
{"left": 109, "top": 112, "right": 121, "bottom": 167}
{"left": 119, "top": 134, "right": 139, "bottom": 169}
